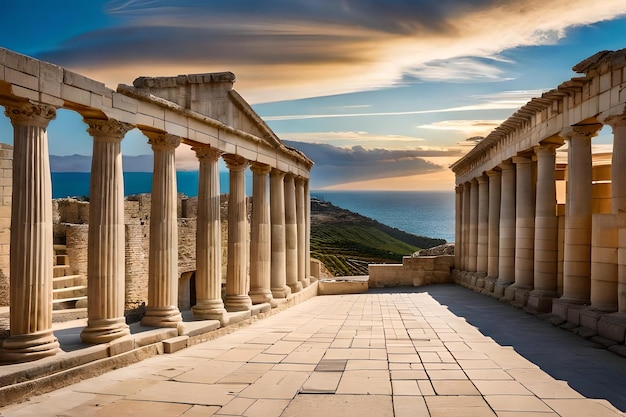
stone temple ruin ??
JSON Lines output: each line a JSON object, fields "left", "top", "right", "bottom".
{"left": 0, "top": 48, "right": 313, "bottom": 364}
{"left": 451, "top": 49, "right": 626, "bottom": 352}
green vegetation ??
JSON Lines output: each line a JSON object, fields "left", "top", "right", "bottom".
{"left": 310, "top": 199, "right": 446, "bottom": 277}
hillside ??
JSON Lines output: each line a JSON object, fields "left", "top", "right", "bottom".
{"left": 310, "top": 198, "right": 446, "bottom": 277}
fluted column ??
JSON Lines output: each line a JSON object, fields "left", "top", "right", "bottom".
{"left": 192, "top": 146, "right": 227, "bottom": 322}
{"left": 468, "top": 178, "right": 479, "bottom": 272}
{"left": 558, "top": 127, "right": 595, "bottom": 305}
{"left": 528, "top": 144, "right": 560, "bottom": 311}
{"left": 249, "top": 163, "right": 273, "bottom": 304}
{"left": 607, "top": 115, "right": 626, "bottom": 213}
{"left": 284, "top": 173, "right": 302, "bottom": 293}
{"left": 295, "top": 177, "right": 310, "bottom": 288}
{"left": 486, "top": 170, "right": 501, "bottom": 279}
{"left": 454, "top": 185, "right": 463, "bottom": 269}
{"left": 511, "top": 156, "right": 535, "bottom": 292}
{"left": 0, "top": 103, "right": 60, "bottom": 363}
{"left": 304, "top": 179, "right": 312, "bottom": 281}
{"left": 497, "top": 161, "right": 516, "bottom": 289}
{"left": 141, "top": 133, "right": 182, "bottom": 327}
{"left": 605, "top": 115, "right": 626, "bottom": 312}
{"left": 476, "top": 175, "right": 489, "bottom": 273}
{"left": 270, "top": 169, "right": 291, "bottom": 300}
{"left": 224, "top": 154, "right": 252, "bottom": 311}
{"left": 80, "top": 118, "right": 132, "bottom": 343}
{"left": 461, "top": 182, "right": 471, "bottom": 270}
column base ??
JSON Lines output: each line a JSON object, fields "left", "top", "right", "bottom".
{"left": 249, "top": 289, "right": 273, "bottom": 305}
{"left": 299, "top": 277, "right": 311, "bottom": 288}
{"left": 551, "top": 298, "right": 589, "bottom": 323}
{"left": 526, "top": 290, "right": 557, "bottom": 313}
{"left": 141, "top": 306, "right": 183, "bottom": 328}
{"left": 272, "top": 286, "right": 292, "bottom": 299}
{"left": 225, "top": 295, "right": 252, "bottom": 312}
{"left": 493, "top": 281, "right": 512, "bottom": 299}
{"left": 192, "top": 299, "right": 228, "bottom": 324}
{"left": 0, "top": 329, "right": 61, "bottom": 364}
{"left": 287, "top": 281, "right": 303, "bottom": 293}
{"left": 80, "top": 317, "right": 130, "bottom": 344}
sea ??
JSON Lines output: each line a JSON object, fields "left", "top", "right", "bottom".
{"left": 51, "top": 172, "right": 456, "bottom": 242}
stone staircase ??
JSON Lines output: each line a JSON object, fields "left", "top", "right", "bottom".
{"left": 52, "top": 244, "right": 87, "bottom": 311}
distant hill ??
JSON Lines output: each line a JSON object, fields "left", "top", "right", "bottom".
{"left": 311, "top": 198, "right": 446, "bottom": 277}
{"left": 50, "top": 154, "right": 153, "bottom": 172}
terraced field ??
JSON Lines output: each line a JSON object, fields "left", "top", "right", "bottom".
{"left": 310, "top": 199, "right": 446, "bottom": 277}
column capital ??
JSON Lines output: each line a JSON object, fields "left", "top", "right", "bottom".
{"left": 498, "top": 160, "right": 515, "bottom": 171}
{"left": 486, "top": 169, "right": 501, "bottom": 177}
{"left": 511, "top": 155, "right": 532, "bottom": 165}
{"left": 533, "top": 143, "right": 559, "bottom": 156}
{"left": 477, "top": 174, "right": 488, "bottom": 184}
{"left": 250, "top": 162, "right": 271, "bottom": 175}
{"left": 5, "top": 102, "right": 56, "bottom": 128}
{"left": 146, "top": 132, "right": 181, "bottom": 151}
{"left": 271, "top": 168, "right": 286, "bottom": 178}
{"left": 599, "top": 113, "right": 626, "bottom": 129}
{"left": 192, "top": 145, "right": 222, "bottom": 161}
{"left": 223, "top": 153, "right": 248, "bottom": 170}
{"left": 560, "top": 124, "right": 602, "bottom": 140}
{"left": 84, "top": 118, "right": 133, "bottom": 142}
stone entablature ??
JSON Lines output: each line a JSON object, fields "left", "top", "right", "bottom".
{"left": 451, "top": 48, "right": 626, "bottom": 349}
{"left": 0, "top": 48, "right": 314, "bottom": 363}
{"left": 451, "top": 49, "right": 626, "bottom": 184}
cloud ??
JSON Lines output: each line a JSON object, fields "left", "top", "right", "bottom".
{"left": 418, "top": 120, "right": 503, "bottom": 136}
{"left": 282, "top": 131, "right": 426, "bottom": 150}
{"left": 33, "top": 0, "right": 626, "bottom": 102}
{"left": 284, "top": 140, "right": 463, "bottom": 188}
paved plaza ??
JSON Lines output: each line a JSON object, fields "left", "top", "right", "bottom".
{"left": 1, "top": 284, "right": 626, "bottom": 417}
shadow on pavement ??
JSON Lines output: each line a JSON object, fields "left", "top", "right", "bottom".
{"left": 370, "top": 283, "right": 626, "bottom": 412}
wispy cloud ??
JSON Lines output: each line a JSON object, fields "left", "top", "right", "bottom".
{"left": 418, "top": 120, "right": 504, "bottom": 135}
{"left": 34, "top": 0, "right": 626, "bottom": 102}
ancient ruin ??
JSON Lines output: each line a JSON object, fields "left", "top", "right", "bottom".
{"left": 0, "top": 48, "right": 313, "bottom": 364}
{"left": 451, "top": 49, "right": 626, "bottom": 349}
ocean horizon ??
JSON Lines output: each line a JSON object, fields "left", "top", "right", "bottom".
{"left": 51, "top": 171, "right": 455, "bottom": 242}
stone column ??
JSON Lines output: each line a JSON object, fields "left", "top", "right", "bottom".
{"left": 295, "top": 177, "right": 310, "bottom": 288}
{"left": 476, "top": 175, "right": 489, "bottom": 273}
{"left": 607, "top": 115, "right": 626, "bottom": 213}
{"left": 607, "top": 115, "right": 626, "bottom": 312}
{"left": 270, "top": 169, "right": 291, "bottom": 300}
{"left": 304, "top": 179, "right": 312, "bottom": 281}
{"left": 284, "top": 173, "right": 302, "bottom": 293}
{"left": 141, "top": 133, "right": 182, "bottom": 328}
{"left": 528, "top": 144, "right": 559, "bottom": 312}
{"left": 249, "top": 163, "right": 273, "bottom": 305}
{"left": 554, "top": 127, "right": 595, "bottom": 311}
{"left": 461, "top": 182, "right": 471, "bottom": 270}
{"left": 507, "top": 155, "right": 535, "bottom": 301}
{"left": 468, "top": 178, "right": 479, "bottom": 272}
{"left": 486, "top": 170, "right": 501, "bottom": 280}
{"left": 80, "top": 119, "right": 132, "bottom": 343}
{"left": 496, "top": 161, "right": 516, "bottom": 295}
{"left": 223, "top": 154, "right": 252, "bottom": 311}
{"left": 192, "top": 146, "right": 227, "bottom": 322}
{"left": 0, "top": 103, "right": 60, "bottom": 363}
{"left": 454, "top": 185, "right": 463, "bottom": 269}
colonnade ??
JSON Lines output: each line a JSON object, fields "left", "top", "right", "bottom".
{"left": 452, "top": 48, "right": 626, "bottom": 341}
{"left": 0, "top": 49, "right": 313, "bottom": 364}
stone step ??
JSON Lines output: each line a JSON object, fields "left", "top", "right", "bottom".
{"left": 52, "top": 274, "right": 85, "bottom": 289}
{"left": 53, "top": 264, "right": 72, "bottom": 278}
{"left": 52, "top": 295, "right": 87, "bottom": 310}
{"left": 53, "top": 285, "right": 87, "bottom": 299}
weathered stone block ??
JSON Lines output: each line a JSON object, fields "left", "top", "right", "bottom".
{"left": 163, "top": 335, "right": 189, "bottom": 354}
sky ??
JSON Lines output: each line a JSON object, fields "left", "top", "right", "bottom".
{"left": 1, "top": 0, "right": 626, "bottom": 191}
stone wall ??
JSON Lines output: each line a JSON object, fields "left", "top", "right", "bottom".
{"left": 368, "top": 255, "right": 454, "bottom": 288}
{"left": 0, "top": 144, "right": 11, "bottom": 306}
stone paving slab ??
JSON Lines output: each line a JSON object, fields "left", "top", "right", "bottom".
{"left": 1, "top": 289, "right": 626, "bottom": 416}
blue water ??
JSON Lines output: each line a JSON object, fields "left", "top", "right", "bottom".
{"left": 51, "top": 172, "right": 455, "bottom": 241}
{"left": 312, "top": 190, "right": 455, "bottom": 242}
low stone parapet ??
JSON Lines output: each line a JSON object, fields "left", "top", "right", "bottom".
{"left": 368, "top": 255, "right": 454, "bottom": 288}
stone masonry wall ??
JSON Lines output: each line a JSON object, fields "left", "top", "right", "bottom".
{"left": 0, "top": 144, "right": 11, "bottom": 306}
